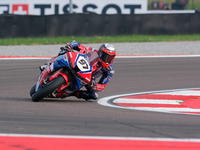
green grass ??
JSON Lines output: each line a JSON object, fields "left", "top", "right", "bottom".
{"left": 148, "top": 0, "right": 200, "bottom": 10}
{"left": 0, "top": 34, "right": 200, "bottom": 45}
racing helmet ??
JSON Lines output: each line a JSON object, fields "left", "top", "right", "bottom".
{"left": 99, "top": 43, "right": 116, "bottom": 68}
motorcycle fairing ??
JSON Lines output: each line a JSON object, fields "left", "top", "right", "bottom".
{"left": 53, "top": 54, "right": 70, "bottom": 69}
{"left": 35, "top": 68, "right": 49, "bottom": 92}
{"left": 68, "top": 52, "right": 93, "bottom": 84}
{"left": 35, "top": 55, "right": 70, "bottom": 92}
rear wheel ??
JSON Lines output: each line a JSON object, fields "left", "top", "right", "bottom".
{"left": 31, "top": 76, "right": 66, "bottom": 102}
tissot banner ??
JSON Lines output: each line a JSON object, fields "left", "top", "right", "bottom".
{"left": 0, "top": 0, "right": 148, "bottom": 15}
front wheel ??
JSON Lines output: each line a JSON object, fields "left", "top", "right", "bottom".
{"left": 30, "top": 85, "right": 36, "bottom": 97}
{"left": 31, "top": 76, "right": 66, "bottom": 102}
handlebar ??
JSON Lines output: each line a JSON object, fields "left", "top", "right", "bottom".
{"left": 60, "top": 47, "right": 70, "bottom": 52}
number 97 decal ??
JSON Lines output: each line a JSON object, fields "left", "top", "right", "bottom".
{"left": 77, "top": 56, "right": 91, "bottom": 72}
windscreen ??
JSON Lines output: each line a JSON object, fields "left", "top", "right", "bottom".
{"left": 85, "top": 51, "right": 99, "bottom": 66}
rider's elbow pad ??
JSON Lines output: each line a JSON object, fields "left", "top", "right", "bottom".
{"left": 109, "top": 70, "right": 115, "bottom": 75}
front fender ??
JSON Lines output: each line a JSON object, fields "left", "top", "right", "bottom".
{"left": 60, "top": 73, "right": 69, "bottom": 83}
{"left": 49, "top": 69, "right": 69, "bottom": 84}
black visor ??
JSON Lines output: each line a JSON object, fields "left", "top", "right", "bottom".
{"left": 100, "top": 51, "right": 115, "bottom": 64}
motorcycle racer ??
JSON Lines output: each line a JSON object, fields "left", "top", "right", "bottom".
{"left": 40, "top": 41, "right": 116, "bottom": 102}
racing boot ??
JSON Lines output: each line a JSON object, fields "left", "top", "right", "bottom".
{"left": 73, "top": 90, "right": 98, "bottom": 102}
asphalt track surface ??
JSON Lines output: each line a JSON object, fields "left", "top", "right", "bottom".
{"left": 1, "top": 56, "right": 200, "bottom": 139}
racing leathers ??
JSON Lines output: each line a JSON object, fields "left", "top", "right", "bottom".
{"left": 63, "top": 41, "right": 115, "bottom": 101}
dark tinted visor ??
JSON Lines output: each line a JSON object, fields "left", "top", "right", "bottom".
{"left": 100, "top": 51, "right": 115, "bottom": 64}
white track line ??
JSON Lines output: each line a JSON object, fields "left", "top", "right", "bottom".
{"left": 0, "top": 133, "right": 200, "bottom": 142}
{"left": 113, "top": 98, "right": 182, "bottom": 104}
{"left": 157, "top": 90, "right": 200, "bottom": 96}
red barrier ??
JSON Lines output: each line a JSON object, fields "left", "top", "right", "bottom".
{"left": 0, "top": 135, "right": 200, "bottom": 150}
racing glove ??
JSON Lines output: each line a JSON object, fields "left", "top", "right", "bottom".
{"left": 59, "top": 46, "right": 70, "bottom": 55}
{"left": 89, "top": 78, "right": 106, "bottom": 92}
{"left": 65, "top": 42, "right": 73, "bottom": 50}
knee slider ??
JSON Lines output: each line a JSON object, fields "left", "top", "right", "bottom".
{"left": 93, "top": 91, "right": 98, "bottom": 99}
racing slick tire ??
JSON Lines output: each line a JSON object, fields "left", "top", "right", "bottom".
{"left": 30, "top": 84, "right": 36, "bottom": 97}
{"left": 31, "top": 76, "right": 66, "bottom": 102}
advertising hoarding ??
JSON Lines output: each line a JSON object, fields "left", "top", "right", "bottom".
{"left": 0, "top": 0, "right": 148, "bottom": 15}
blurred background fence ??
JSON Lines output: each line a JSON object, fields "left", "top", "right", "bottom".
{"left": 0, "top": 13, "right": 200, "bottom": 38}
{"left": 0, "top": 0, "right": 200, "bottom": 38}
